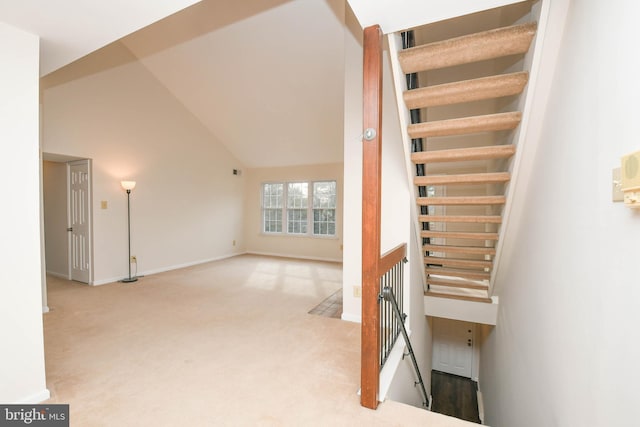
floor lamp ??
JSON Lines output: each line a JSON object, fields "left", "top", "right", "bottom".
{"left": 120, "top": 180, "right": 138, "bottom": 283}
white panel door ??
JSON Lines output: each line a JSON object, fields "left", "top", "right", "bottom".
{"left": 432, "top": 317, "right": 474, "bottom": 378}
{"left": 68, "top": 160, "right": 92, "bottom": 283}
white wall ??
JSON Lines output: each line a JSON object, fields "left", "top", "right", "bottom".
{"left": 0, "top": 22, "right": 49, "bottom": 403}
{"left": 42, "top": 161, "right": 69, "bottom": 277}
{"left": 343, "top": 4, "right": 414, "bottom": 321}
{"left": 42, "top": 43, "right": 245, "bottom": 285}
{"left": 343, "top": 5, "right": 413, "bottom": 321}
{"left": 342, "top": 4, "right": 365, "bottom": 322}
{"left": 342, "top": 2, "right": 415, "bottom": 312}
{"left": 481, "top": 1, "right": 640, "bottom": 425}
{"left": 244, "top": 163, "right": 344, "bottom": 262}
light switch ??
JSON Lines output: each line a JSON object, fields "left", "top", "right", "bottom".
{"left": 101, "top": 200, "right": 108, "bottom": 209}
{"left": 613, "top": 168, "right": 624, "bottom": 202}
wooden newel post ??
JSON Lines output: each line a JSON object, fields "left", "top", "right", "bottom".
{"left": 361, "top": 24, "right": 383, "bottom": 410}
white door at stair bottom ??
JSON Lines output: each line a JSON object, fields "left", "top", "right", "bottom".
{"left": 69, "top": 160, "right": 91, "bottom": 283}
{"left": 432, "top": 318, "right": 474, "bottom": 378}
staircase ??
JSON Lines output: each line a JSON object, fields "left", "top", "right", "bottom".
{"left": 391, "top": 21, "right": 538, "bottom": 305}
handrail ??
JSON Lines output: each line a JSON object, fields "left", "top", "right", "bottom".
{"left": 378, "top": 243, "right": 406, "bottom": 276}
{"left": 381, "top": 285, "right": 429, "bottom": 408}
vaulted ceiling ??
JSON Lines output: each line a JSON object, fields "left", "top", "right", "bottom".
{"left": 37, "top": 0, "right": 347, "bottom": 168}
{"left": 0, "top": 0, "right": 202, "bottom": 75}
{"left": 120, "top": 0, "right": 346, "bottom": 168}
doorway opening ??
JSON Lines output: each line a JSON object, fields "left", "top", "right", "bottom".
{"left": 42, "top": 153, "right": 94, "bottom": 288}
{"left": 431, "top": 317, "right": 481, "bottom": 423}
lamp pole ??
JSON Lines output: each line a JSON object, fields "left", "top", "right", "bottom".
{"left": 121, "top": 181, "right": 137, "bottom": 283}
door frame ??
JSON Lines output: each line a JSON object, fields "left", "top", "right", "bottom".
{"left": 67, "top": 159, "right": 94, "bottom": 284}
{"left": 432, "top": 317, "right": 479, "bottom": 380}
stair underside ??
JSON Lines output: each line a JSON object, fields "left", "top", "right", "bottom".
{"left": 411, "top": 144, "right": 516, "bottom": 163}
{"left": 417, "top": 195, "right": 505, "bottom": 206}
{"left": 426, "top": 267, "right": 490, "bottom": 281}
{"left": 425, "top": 290, "right": 492, "bottom": 304}
{"left": 404, "top": 71, "right": 529, "bottom": 109}
{"left": 414, "top": 172, "right": 510, "bottom": 186}
{"left": 408, "top": 112, "right": 521, "bottom": 139}
{"left": 426, "top": 275, "right": 492, "bottom": 303}
{"left": 427, "top": 276, "right": 489, "bottom": 291}
{"left": 419, "top": 214, "right": 502, "bottom": 224}
{"left": 399, "top": 22, "right": 537, "bottom": 74}
{"left": 424, "top": 244, "right": 496, "bottom": 256}
{"left": 421, "top": 230, "right": 499, "bottom": 240}
{"left": 426, "top": 256, "right": 493, "bottom": 269}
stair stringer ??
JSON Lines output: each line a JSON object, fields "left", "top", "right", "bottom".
{"left": 387, "top": 32, "right": 428, "bottom": 293}
{"left": 488, "top": 0, "right": 551, "bottom": 295}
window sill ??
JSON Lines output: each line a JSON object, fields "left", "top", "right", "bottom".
{"left": 260, "top": 232, "right": 339, "bottom": 240}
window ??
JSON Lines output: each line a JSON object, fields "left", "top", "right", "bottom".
{"left": 262, "top": 180, "right": 337, "bottom": 237}
{"left": 287, "top": 182, "right": 308, "bottom": 234}
{"left": 313, "top": 181, "right": 336, "bottom": 236}
{"left": 262, "top": 183, "right": 283, "bottom": 233}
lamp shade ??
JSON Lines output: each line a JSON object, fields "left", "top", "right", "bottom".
{"left": 121, "top": 181, "right": 136, "bottom": 191}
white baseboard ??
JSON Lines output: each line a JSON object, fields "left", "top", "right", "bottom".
{"left": 341, "top": 312, "right": 361, "bottom": 323}
{"left": 92, "top": 276, "right": 125, "bottom": 286}
{"left": 138, "top": 252, "right": 245, "bottom": 277}
{"left": 45, "top": 270, "right": 68, "bottom": 280}
{"left": 42, "top": 306, "right": 49, "bottom": 314}
{"left": 14, "top": 389, "right": 51, "bottom": 404}
{"left": 92, "top": 252, "right": 246, "bottom": 286}
{"left": 246, "top": 251, "right": 342, "bottom": 263}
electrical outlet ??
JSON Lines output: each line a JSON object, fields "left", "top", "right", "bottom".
{"left": 353, "top": 286, "right": 362, "bottom": 298}
{"left": 130, "top": 256, "right": 137, "bottom": 263}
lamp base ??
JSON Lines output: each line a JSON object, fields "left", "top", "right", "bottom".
{"left": 120, "top": 277, "right": 138, "bottom": 283}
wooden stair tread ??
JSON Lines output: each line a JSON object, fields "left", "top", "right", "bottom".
{"left": 417, "top": 195, "right": 505, "bottom": 206}
{"left": 427, "top": 276, "right": 490, "bottom": 290}
{"left": 415, "top": 172, "right": 510, "bottom": 186}
{"left": 425, "top": 290, "right": 493, "bottom": 304}
{"left": 426, "top": 256, "right": 493, "bottom": 270}
{"left": 399, "top": 22, "right": 537, "bottom": 74}
{"left": 424, "top": 244, "right": 496, "bottom": 255}
{"left": 409, "top": 112, "right": 521, "bottom": 139}
{"left": 412, "top": 143, "right": 516, "bottom": 163}
{"left": 404, "top": 72, "right": 529, "bottom": 109}
{"left": 419, "top": 214, "right": 502, "bottom": 224}
{"left": 426, "top": 267, "right": 490, "bottom": 280}
{"left": 421, "top": 230, "right": 499, "bottom": 240}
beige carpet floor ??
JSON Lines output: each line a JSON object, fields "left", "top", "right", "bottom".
{"left": 43, "top": 254, "right": 478, "bottom": 426}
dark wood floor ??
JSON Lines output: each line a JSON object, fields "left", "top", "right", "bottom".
{"left": 431, "top": 370, "right": 481, "bottom": 423}
{"left": 308, "top": 289, "right": 342, "bottom": 319}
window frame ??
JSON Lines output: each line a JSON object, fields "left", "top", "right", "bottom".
{"left": 261, "top": 180, "right": 337, "bottom": 238}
